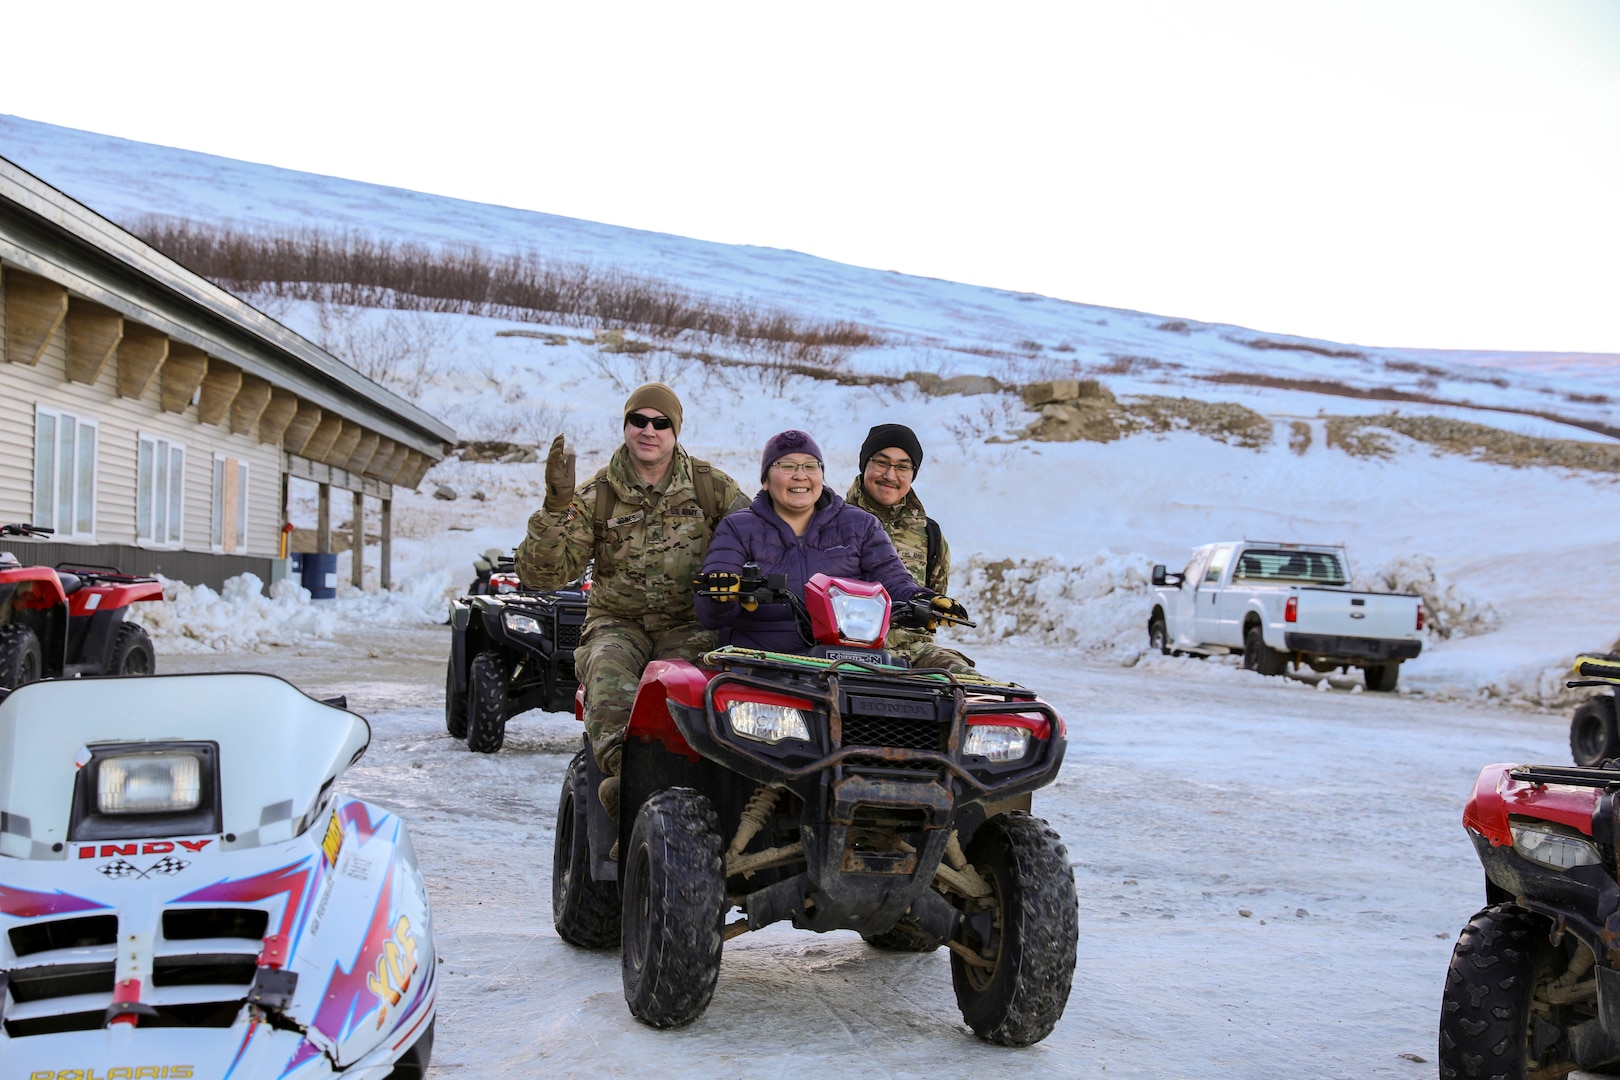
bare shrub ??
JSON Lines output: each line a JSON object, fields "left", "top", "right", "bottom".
{"left": 1238, "top": 337, "right": 1364, "bottom": 360}
{"left": 942, "top": 397, "right": 1022, "bottom": 450}
{"left": 304, "top": 302, "right": 449, "bottom": 402}
{"left": 1288, "top": 421, "right": 1312, "bottom": 455}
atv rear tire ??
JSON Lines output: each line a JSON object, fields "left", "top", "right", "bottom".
{"left": 464, "top": 650, "right": 508, "bottom": 754}
{"left": 444, "top": 656, "right": 468, "bottom": 739}
{"left": 863, "top": 921, "right": 941, "bottom": 952}
{"left": 0, "top": 624, "right": 43, "bottom": 689}
{"left": 1243, "top": 624, "right": 1285, "bottom": 677}
{"left": 951, "top": 814, "right": 1078, "bottom": 1046}
{"left": 1148, "top": 613, "right": 1169, "bottom": 656}
{"left": 109, "top": 623, "right": 155, "bottom": 676}
{"left": 1571, "top": 696, "right": 1618, "bottom": 767}
{"left": 553, "top": 750, "right": 621, "bottom": 948}
{"left": 621, "top": 787, "right": 725, "bottom": 1028}
{"left": 1363, "top": 663, "right": 1400, "bottom": 693}
{"left": 1439, "top": 905, "right": 1577, "bottom": 1080}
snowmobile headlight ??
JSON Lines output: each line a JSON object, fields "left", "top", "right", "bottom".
{"left": 829, "top": 587, "right": 887, "bottom": 645}
{"left": 963, "top": 724, "right": 1031, "bottom": 762}
{"left": 727, "top": 701, "right": 810, "bottom": 744}
{"left": 504, "top": 611, "right": 543, "bottom": 636}
{"left": 1510, "top": 819, "right": 1603, "bottom": 871}
{"left": 98, "top": 752, "right": 202, "bottom": 814}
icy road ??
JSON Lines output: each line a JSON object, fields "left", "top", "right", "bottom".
{"left": 173, "top": 627, "right": 1572, "bottom": 1079}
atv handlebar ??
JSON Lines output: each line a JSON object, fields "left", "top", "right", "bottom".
{"left": 693, "top": 563, "right": 977, "bottom": 630}
{"left": 891, "top": 596, "right": 977, "bottom": 630}
{"left": 0, "top": 523, "right": 53, "bottom": 538}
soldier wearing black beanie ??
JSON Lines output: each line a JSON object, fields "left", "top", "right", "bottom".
{"left": 859, "top": 424, "right": 924, "bottom": 477}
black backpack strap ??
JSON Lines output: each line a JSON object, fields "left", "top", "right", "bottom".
{"left": 925, "top": 517, "right": 942, "bottom": 589}
{"left": 591, "top": 471, "right": 614, "bottom": 566}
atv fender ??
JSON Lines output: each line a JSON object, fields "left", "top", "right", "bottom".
{"left": 624, "top": 660, "right": 708, "bottom": 763}
{"left": 66, "top": 579, "right": 161, "bottom": 616}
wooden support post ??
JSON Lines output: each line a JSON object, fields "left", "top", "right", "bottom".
{"left": 117, "top": 324, "right": 168, "bottom": 400}
{"left": 4, "top": 272, "right": 69, "bottom": 367}
{"left": 380, "top": 497, "right": 392, "bottom": 591}
{"left": 302, "top": 414, "right": 343, "bottom": 461}
{"left": 352, "top": 489, "right": 365, "bottom": 589}
{"left": 345, "top": 430, "right": 380, "bottom": 475}
{"left": 317, "top": 482, "right": 331, "bottom": 555}
{"left": 159, "top": 341, "right": 208, "bottom": 412}
{"left": 325, "top": 421, "right": 363, "bottom": 469}
{"left": 259, "top": 388, "right": 301, "bottom": 446}
{"left": 230, "top": 374, "right": 273, "bottom": 435}
{"left": 198, "top": 360, "right": 243, "bottom": 426}
{"left": 65, "top": 300, "right": 123, "bottom": 385}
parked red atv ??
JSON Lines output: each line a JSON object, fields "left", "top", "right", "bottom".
{"left": 0, "top": 523, "right": 161, "bottom": 689}
{"left": 551, "top": 565, "right": 1078, "bottom": 1045}
{"left": 1440, "top": 761, "right": 1620, "bottom": 1077}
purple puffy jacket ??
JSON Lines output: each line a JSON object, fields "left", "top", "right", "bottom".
{"left": 696, "top": 490, "right": 928, "bottom": 652}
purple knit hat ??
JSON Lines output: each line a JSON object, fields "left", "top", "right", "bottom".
{"left": 760, "top": 430, "right": 824, "bottom": 482}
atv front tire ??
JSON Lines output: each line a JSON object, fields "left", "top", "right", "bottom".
{"left": 621, "top": 787, "right": 725, "bottom": 1028}
{"left": 1439, "top": 904, "right": 1577, "bottom": 1080}
{"left": 951, "top": 814, "right": 1078, "bottom": 1046}
{"left": 109, "top": 623, "right": 155, "bottom": 676}
{"left": 0, "top": 624, "right": 43, "bottom": 689}
{"left": 1363, "top": 663, "right": 1400, "bottom": 693}
{"left": 444, "top": 656, "right": 468, "bottom": 739}
{"left": 1570, "top": 696, "right": 1618, "bottom": 767}
{"left": 464, "top": 650, "right": 509, "bottom": 754}
{"left": 553, "top": 750, "right": 621, "bottom": 948}
{"left": 1243, "top": 624, "right": 1286, "bottom": 677}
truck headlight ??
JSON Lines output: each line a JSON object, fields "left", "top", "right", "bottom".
{"left": 504, "top": 611, "right": 542, "bottom": 636}
{"left": 963, "top": 725, "right": 1031, "bottom": 762}
{"left": 728, "top": 701, "right": 810, "bottom": 744}
{"left": 1511, "top": 820, "right": 1602, "bottom": 870}
{"left": 98, "top": 752, "right": 203, "bottom": 814}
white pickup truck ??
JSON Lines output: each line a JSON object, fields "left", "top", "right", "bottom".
{"left": 1148, "top": 541, "right": 1424, "bottom": 690}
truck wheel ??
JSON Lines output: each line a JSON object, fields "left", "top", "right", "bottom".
{"left": 109, "top": 623, "right": 155, "bottom": 676}
{"left": 464, "top": 651, "right": 509, "bottom": 754}
{"left": 1570, "top": 696, "right": 1618, "bottom": 767}
{"left": 863, "top": 919, "right": 940, "bottom": 952}
{"left": 554, "top": 749, "right": 621, "bottom": 948}
{"left": 1243, "top": 624, "right": 1285, "bottom": 677}
{"left": 1148, "top": 613, "right": 1169, "bottom": 655}
{"left": 621, "top": 788, "right": 725, "bottom": 1028}
{"left": 951, "top": 814, "right": 1078, "bottom": 1046}
{"left": 0, "top": 625, "right": 43, "bottom": 689}
{"left": 1363, "top": 663, "right": 1400, "bottom": 693}
{"left": 1439, "top": 905, "right": 1577, "bottom": 1079}
{"left": 444, "top": 656, "right": 469, "bottom": 739}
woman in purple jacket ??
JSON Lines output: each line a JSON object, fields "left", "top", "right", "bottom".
{"left": 695, "top": 430, "right": 966, "bottom": 653}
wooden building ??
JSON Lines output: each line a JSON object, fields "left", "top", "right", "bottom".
{"left": 0, "top": 155, "right": 454, "bottom": 590}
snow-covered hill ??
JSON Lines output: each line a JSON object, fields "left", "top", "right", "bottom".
{"left": 4, "top": 113, "right": 1617, "bottom": 707}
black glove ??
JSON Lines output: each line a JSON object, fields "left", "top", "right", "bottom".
{"left": 696, "top": 571, "right": 742, "bottom": 601}
{"left": 927, "top": 595, "right": 969, "bottom": 631}
{"left": 543, "top": 434, "right": 576, "bottom": 513}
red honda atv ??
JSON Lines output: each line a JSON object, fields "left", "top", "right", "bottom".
{"left": 0, "top": 523, "right": 161, "bottom": 689}
{"left": 551, "top": 565, "right": 1078, "bottom": 1046}
{"left": 1440, "top": 760, "right": 1620, "bottom": 1078}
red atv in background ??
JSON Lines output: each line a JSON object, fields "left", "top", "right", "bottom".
{"left": 551, "top": 564, "right": 1078, "bottom": 1046}
{"left": 0, "top": 523, "right": 161, "bottom": 689}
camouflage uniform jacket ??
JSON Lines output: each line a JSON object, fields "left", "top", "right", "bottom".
{"left": 845, "top": 479, "right": 951, "bottom": 649}
{"left": 517, "top": 446, "right": 745, "bottom": 631}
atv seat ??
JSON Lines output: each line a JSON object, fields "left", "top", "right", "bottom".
{"left": 55, "top": 572, "right": 83, "bottom": 595}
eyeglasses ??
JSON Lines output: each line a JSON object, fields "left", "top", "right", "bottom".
{"left": 626, "top": 412, "right": 673, "bottom": 430}
{"left": 770, "top": 459, "right": 823, "bottom": 475}
{"left": 866, "top": 456, "right": 914, "bottom": 478}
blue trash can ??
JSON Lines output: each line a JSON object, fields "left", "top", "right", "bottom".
{"left": 300, "top": 552, "right": 339, "bottom": 600}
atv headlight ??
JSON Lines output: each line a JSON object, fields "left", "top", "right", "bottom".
{"left": 1511, "top": 820, "right": 1603, "bottom": 870}
{"left": 98, "top": 752, "right": 202, "bottom": 814}
{"left": 728, "top": 701, "right": 810, "bottom": 744}
{"left": 963, "top": 724, "right": 1031, "bottom": 762}
{"left": 504, "top": 611, "right": 542, "bottom": 636}
{"left": 829, "top": 587, "right": 887, "bottom": 645}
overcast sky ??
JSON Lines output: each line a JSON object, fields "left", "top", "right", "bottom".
{"left": 3, "top": 1, "right": 1618, "bottom": 353}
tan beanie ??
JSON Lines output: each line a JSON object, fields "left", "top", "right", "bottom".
{"left": 623, "top": 382, "right": 684, "bottom": 438}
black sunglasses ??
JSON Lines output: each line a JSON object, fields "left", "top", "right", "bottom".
{"left": 626, "top": 413, "right": 674, "bottom": 430}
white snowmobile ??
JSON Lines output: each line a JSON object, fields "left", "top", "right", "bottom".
{"left": 0, "top": 672, "right": 436, "bottom": 1078}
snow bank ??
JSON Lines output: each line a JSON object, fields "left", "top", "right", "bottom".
{"left": 1359, "top": 554, "right": 1501, "bottom": 640}
{"left": 951, "top": 550, "right": 1155, "bottom": 665}
{"left": 141, "top": 570, "right": 452, "bottom": 653}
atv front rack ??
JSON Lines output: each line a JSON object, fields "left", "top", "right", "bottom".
{"left": 701, "top": 646, "right": 1021, "bottom": 690}
{"left": 1508, "top": 764, "right": 1620, "bottom": 789}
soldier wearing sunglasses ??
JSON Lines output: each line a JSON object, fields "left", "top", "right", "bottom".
{"left": 845, "top": 423, "right": 977, "bottom": 675}
{"left": 516, "top": 382, "right": 745, "bottom": 827}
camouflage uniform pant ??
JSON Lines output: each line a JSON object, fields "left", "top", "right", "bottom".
{"left": 577, "top": 614, "right": 716, "bottom": 775}
{"left": 890, "top": 631, "right": 976, "bottom": 675}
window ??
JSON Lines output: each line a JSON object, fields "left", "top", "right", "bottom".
{"left": 137, "top": 434, "right": 185, "bottom": 546}
{"left": 1233, "top": 549, "right": 1347, "bottom": 585}
{"left": 213, "top": 455, "right": 249, "bottom": 553}
{"left": 1204, "top": 545, "right": 1232, "bottom": 584}
{"left": 34, "top": 406, "right": 98, "bottom": 539}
